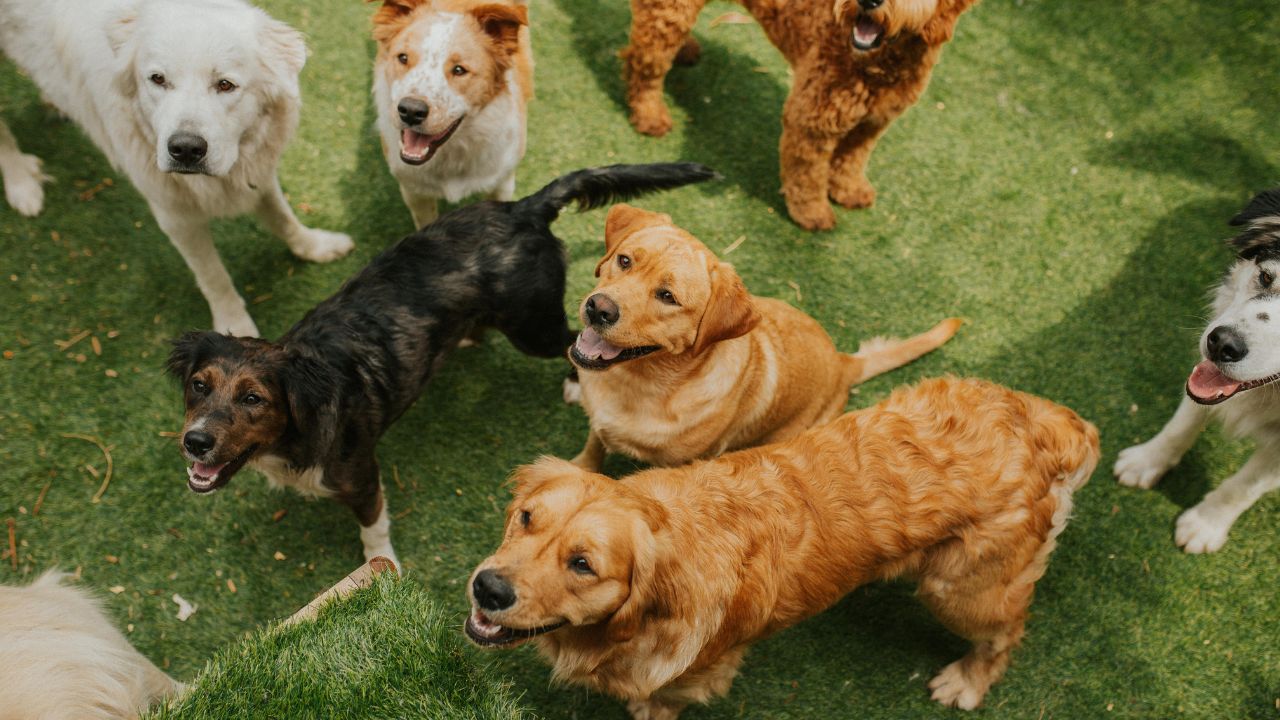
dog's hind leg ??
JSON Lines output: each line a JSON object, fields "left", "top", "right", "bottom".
{"left": 153, "top": 206, "right": 259, "bottom": 337}
{"left": 0, "top": 119, "right": 50, "bottom": 217}
{"left": 621, "top": 0, "right": 708, "bottom": 137}
{"left": 256, "top": 180, "right": 354, "bottom": 262}
{"left": 1114, "top": 395, "right": 1209, "bottom": 490}
{"left": 338, "top": 466, "right": 400, "bottom": 569}
{"left": 842, "top": 317, "right": 963, "bottom": 385}
{"left": 1175, "top": 444, "right": 1280, "bottom": 553}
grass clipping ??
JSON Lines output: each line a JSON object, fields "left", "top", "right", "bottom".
{"left": 148, "top": 574, "right": 530, "bottom": 720}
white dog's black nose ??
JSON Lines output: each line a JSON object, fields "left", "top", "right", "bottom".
{"left": 183, "top": 430, "right": 216, "bottom": 456}
{"left": 397, "top": 97, "right": 429, "bottom": 127}
{"left": 167, "top": 133, "right": 208, "bottom": 165}
{"left": 1207, "top": 326, "right": 1248, "bottom": 364}
{"left": 473, "top": 569, "right": 516, "bottom": 611}
{"left": 584, "top": 294, "right": 620, "bottom": 327}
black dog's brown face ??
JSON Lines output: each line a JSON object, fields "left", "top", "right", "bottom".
{"left": 168, "top": 332, "right": 288, "bottom": 494}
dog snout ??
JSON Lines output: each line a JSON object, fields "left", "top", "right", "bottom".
{"left": 857, "top": 0, "right": 884, "bottom": 9}
{"left": 167, "top": 132, "right": 208, "bottom": 165}
{"left": 182, "top": 430, "right": 216, "bottom": 457}
{"left": 473, "top": 569, "right": 516, "bottom": 611}
{"left": 584, "top": 294, "right": 620, "bottom": 327}
{"left": 397, "top": 97, "right": 429, "bottom": 127}
{"left": 1207, "top": 325, "right": 1248, "bottom": 364}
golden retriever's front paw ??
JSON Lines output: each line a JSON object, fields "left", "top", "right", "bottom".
{"left": 292, "top": 228, "right": 354, "bottom": 263}
{"left": 785, "top": 197, "right": 836, "bottom": 231}
{"left": 629, "top": 103, "right": 674, "bottom": 137}
{"left": 829, "top": 177, "right": 876, "bottom": 209}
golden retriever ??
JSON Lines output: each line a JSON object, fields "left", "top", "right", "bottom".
{"left": 467, "top": 377, "right": 1100, "bottom": 716}
{"left": 565, "top": 203, "right": 961, "bottom": 470}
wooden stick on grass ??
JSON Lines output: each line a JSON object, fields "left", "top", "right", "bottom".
{"left": 61, "top": 433, "right": 114, "bottom": 503}
{"left": 6, "top": 518, "right": 16, "bottom": 571}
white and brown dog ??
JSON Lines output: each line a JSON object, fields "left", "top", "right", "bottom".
{"left": 370, "top": 0, "right": 532, "bottom": 228}
{"left": 0, "top": 0, "right": 353, "bottom": 337}
{"left": 1116, "top": 188, "right": 1280, "bottom": 553}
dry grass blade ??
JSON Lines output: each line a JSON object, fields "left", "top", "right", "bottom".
{"left": 61, "top": 432, "right": 114, "bottom": 503}
{"left": 33, "top": 481, "right": 51, "bottom": 516}
{"left": 54, "top": 329, "right": 91, "bottom": 351}
{"left": 6, "top": 518, "right": 15, "bottom": 571}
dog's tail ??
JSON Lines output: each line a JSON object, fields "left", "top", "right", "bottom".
{"left": 841, "top": 317, "right": 963, "bottom": 387}
{"left": 518, "top": 162, "right": 718, "bottom": 222}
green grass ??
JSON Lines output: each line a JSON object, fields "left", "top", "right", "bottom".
{"left": 2, "top": 0, "right": 1279, "bottom": 717}
{"left": 148, "top": 574, "right": 530, "bottom": 720}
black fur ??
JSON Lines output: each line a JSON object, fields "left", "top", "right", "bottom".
{"left": 1229, "top": 187, "right": 1280, "bottom": 261}
{"left": 168, "top": 163, "right": 716, "bottom": 532}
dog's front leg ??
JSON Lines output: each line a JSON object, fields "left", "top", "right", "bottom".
{"left": 255, "top": 179, "right": 354, "bottom": 263}
{"left": 571, "top": 430, "right": 607, "bottom": 471}
{"left": 779, "top": 92, "right": 840, "bottom": 231}
{"left": 625, "top": 697, "right": 686, "bottom": 720}
{"left": 341, "top": 474, "right": 400, "bottom": 570}
{"left": 0, "top": 120, "right": 50, "bottom": 217}
{"left": 1114, "top": 395, "right": 1209, "bottom": 489}
{"left": 152, "top": 206, "right": 258, "bottom": 336}
{"left": 828, "top": 118, "right": 887, "bottom": 209}
{"left": 399, "top": 186, "right": 439, "bottom": 229}
{"left": 1176, "top": 445, "right": 1280, "bottom": 553}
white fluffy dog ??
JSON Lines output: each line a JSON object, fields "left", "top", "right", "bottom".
{"left": 0, "top": 571, "right": 183, "bottom": 720}
{"left": 0, "top": 0, "right": 353, "bottom": 336}
{"left": 1116, "top": 188, "right": 1280, "bottom": 553}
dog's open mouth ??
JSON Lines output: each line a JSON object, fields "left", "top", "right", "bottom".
{"left": 185, "top": 445, "right": 257, "bottom": 494}
{"left": 399, "top": 117, "right": 464, "bottom": 166}
{"left": 465, "top": 609, "right": 566, "bottom": 648}
{"left": 851, "top": 13, "right": 885, "bottom": 51}
{"left": 1186, "top": 360, "right": 1280, "bottom": 405}
{"left": 569, "top": 327, "right": 661, "bottom": 370}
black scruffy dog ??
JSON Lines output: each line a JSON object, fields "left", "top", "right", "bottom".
{"left": 166, "top": 163, "right": 717, "bottom": 566}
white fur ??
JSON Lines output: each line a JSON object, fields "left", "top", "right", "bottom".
{"left": 373, "top": 12, "right": 528, "bottom": 228}
{"left": 250, "top": 454, "right": 333, "bottom": 498}
{"left": 359, "top": 497, "right": 400, "bottom": 569}
{"left": 0, "top": 0, "right": 353, "bottom": 336}
{"left": 1115, "top": 256, "right": 1280, "bottom": 552}
{"left": 0, "top": 571, "right": 183, "bottom": 720}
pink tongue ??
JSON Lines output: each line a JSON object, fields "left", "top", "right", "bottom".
{"left": 855, "top": 17, "right": 881, "bottom": 43}
{"left": 401, "top": 128, "right": 432, "bottom": 156}
{"left": 194, "top": 462, "right": 226, "bottom": 478}
{"left": 1187, "top": 360, "right": 1242, "bottom": 401}
{"left": 575, "top": 327, "right": 624, "bottom": 361}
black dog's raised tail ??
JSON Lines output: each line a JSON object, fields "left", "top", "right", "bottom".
{"left": 521, "top": 163, "right": 718, "bottom": 221}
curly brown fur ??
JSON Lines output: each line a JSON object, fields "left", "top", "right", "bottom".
{"left": 622, "top": 0, "right": 977, "bottom": 230}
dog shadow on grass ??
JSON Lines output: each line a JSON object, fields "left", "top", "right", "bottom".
{"left": 552, "top": 0, "right": 790, "bottom": 211}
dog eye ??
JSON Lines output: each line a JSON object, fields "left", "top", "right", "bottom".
{"left": 451, "top": 64, "right": 468, "bottom": 76}
{"left": 519, "top": 510, "right": 531, "bottom": 527}
{"left": 617, "top": 254, "right": 631, "bottom": 269}
{"left": 397, "top": 53, "right": 409, "bottom": 65}
{"left": 655, "top": 289, "right": 678, "bottom": 305}
{"left": 1261, "top": 269, "right": 1275, "bottom": 289}
{"left": 191, "top": 379, "right": 208, "bottom": 393}
{"left": 242, "top": 392, "right": 263, "bottom": 406}
{"left": 149, "top": 73, "right": 166, "bottom": 87}
{"left": 568, "top": 555, "right": 594, "bottom": 575}
{"left": 215, "top": 79, "right": 237, "bottom": 93}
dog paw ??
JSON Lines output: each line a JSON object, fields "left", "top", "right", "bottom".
{"left": 829, "top": 178, "right": 876, "bottom": 209}
{"left": 786, "top": 198, "right": 836, "bottom": 231}
{"left": 1175, "top": 505, "right": 1231, "bottom": 554}
{"left": 629, "top": 105, "right": 674, "bottom": 137}
{"left": 1114, "top": 442, "right": 1174, "bottom": 489}
{"left": 3, "top": 152, "right": 50, "bottom": 217}
{"left": 562, "top": 376, "right": 582, "bottom": 405}
{"left": 212, "top": 306, "right": 260, "bottom": 338}
{"left": 292, "top": 227, "right": 354, "bottom": 263}
{"left": 928, "top": 660, "right": 986, "bottom": 710}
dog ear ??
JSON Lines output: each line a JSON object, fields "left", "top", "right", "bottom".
{"left": 605, "top": 495, "right": 667, "bottom": 644}
{"left": 470, "top": 3, "right": 528, "bottom": 56}
{"left": 918, "top": 0, "right": 973, "bottom": 46}
{"left": 278, "top": 351, "right": 335, "bottom": 443}
{"left": 595, "top": 204, "right": 671, "bottom": 277}
{"left": 1230, "top": 188, "right": 1280, "bottom": 260}
{"left": 369, "top": 0, "right": 425, "bottom": 43}
{"left": 691, "top": 261, "right": 759, "bottom": 354}
{"left": 166, "top": 331, "right": 230, "bottom": 381}
{"left": 108, "top": 12, "right": 139, "bottom": 98}
{"left": 254, "top": 11, "right": 308, "bottom": 102}
{"left": 507, "top": 456, "right": 579, "bottom": 504}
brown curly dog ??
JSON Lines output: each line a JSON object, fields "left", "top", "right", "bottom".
{"left": 623, "top": 0, "right": 978, "bottom": 230}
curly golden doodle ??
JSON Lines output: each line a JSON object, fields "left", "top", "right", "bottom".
{"left": 467, "top": 378, "right": 1099, "bottom": 715}
{"left": 565, "top": 203, "right": 961, "bottom": 469}
{"left": 623, "top": 0, "right": 978, "bottom": 230}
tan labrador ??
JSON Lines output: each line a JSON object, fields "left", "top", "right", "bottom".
{"left": 567, "top": 203, "right": 961, "bottom": 469}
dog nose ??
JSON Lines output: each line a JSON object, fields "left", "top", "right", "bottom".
{"left": 857, "top": 0, "right": 884, "bottom": 9}
{"left": 183, "top": 430, "right": 216, "bottom": 456}
{"left": 1206, "top": 326, "right": 1248, "bottom": 364}
{"left": 473, "top": 569, "right": 516, "bottom": 611}
{"left": 167, "top": 133, "right": 207, "bottom": 164}
{"left": 584, "top": 294, "right": 620, "bottom": 327}
{"left": 397, "top": 97, "right": 429, "bottom": 126}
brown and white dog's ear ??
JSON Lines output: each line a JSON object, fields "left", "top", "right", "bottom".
{"left": 167, "top": 331, "right": 221, "bottom": 381}
{"left": 596, "top": 204, "right": 672, "bottom": 277}
{"left": 369, "top": 0, "right": 427, "bottom": 43}
{"left": 691, "top": 262, "right": 759, "bottom": 354}
{"left": 605, "top": 495, "right": 667, "bottom": 644}
{"left": 470, "top": 3, "right": 528, "bottom": 56}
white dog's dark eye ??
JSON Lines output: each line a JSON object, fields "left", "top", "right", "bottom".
{"left": 242, "top": 392, "right": 262, "bottom": 406}
{"left": 397, "top": 53, "right": 409, "bottom": 65}
{"left": 519, "top": 510, "right": 531, "bottom": 527}
{"left": 568, "top": 555, "right": 593, "bottom": 575}
{"left": 451, "top": 64, "right": 467, "bottom": 76}
{"left": 1261, "top": 269, "right": 1275, "bottom": 289}
{"left": 192, "top": 379, "right": 208, "bottom": 393}
{"left": 617, "top": 254, "right": 631, "bottom": 269}
{"left": 656, "top": 288, "right": 678, "bottom": 305}
{"left": 149, "top": 73, "right": 166, "bottom": 86}
{"left": 216, "top": 79, "right": 237, "bottom": 93}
